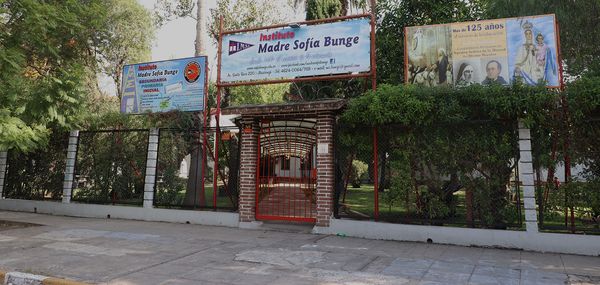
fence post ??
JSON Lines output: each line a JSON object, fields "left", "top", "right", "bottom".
{"left": 144, "top": 128, "right": 159, "bottom": 209}
{"left": 62, "top": 130, "right": 79, "bottom": 203}
{"left": 518, "top": 121, "right": 539, "bottom": 233}
{"left": 0, "top": 151, "right": 7, "bottom": 198}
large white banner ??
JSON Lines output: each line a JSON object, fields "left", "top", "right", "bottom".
{"left": 220, "top": 18, "right": 372, "bottom": 84}
{"left": 405, "top": 14, "right": 560, "bottom": 88}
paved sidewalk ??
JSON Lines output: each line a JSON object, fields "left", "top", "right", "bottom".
{"left": 0, "top": 211, "right": 598, "bottom": 285}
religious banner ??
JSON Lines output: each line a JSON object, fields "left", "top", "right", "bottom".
{"left": 120, "top": 56, "right": 207, "bottom": 114}
{"left": 405, "top": 14, "right": 560, "bottom": 88}
{"left": 220, "top": 17, "right": 371, "bottom": 84}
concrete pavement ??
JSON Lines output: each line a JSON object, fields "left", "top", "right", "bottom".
{"left": 0, "top": 211, "right": 598, "bottom": 285}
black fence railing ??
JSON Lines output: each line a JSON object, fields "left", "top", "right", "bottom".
{"left": 2, "top": 132, "right": 68, "bottom": 201}
{"left": 334, "top": 120, "right": 525, "bottom": 230}
{"left": 153, "top": 127, "right": 239, "bottom": 211}
{"left": 534, "top": 118, "right": 600, "bottom": 234}
{"left": 72, "top": 129, "right": 149, "bottom": 206}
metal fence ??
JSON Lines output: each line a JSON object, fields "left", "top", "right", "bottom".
{"left": 2, "top": 132, "right": 68, "bottom": 201}
{"left": 334, "top": 120, "right": 525, "bottom": 230}
{"left": 71, "top": 129, "right": 149, "bottom": 206}
{"left": 534, "top": 118, "right": 600, "bottom": 234}
{"left": 153, "top": 127, "right": 239, "bottom": 211}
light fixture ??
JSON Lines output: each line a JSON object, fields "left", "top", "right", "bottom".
{"left": 288, "top": 23, "right": 301, "bottom": 29}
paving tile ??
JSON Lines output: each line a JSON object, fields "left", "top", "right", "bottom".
{"left": 467, "top": 274, "right": 519, "bottom": 285}
{"left": 1, "top": 211, "right": 597, "bottom": 285}
{"left": 387, "top": 257, "right": 435, "bottom": 270}
{"left": 472, "top": 265, "right": 520, "bottom": 279}
{"left": 429, "top": 261, "right": 475, "bottom": 274}
{"left": 561, "top": 254, "right": 600, "bottom": 277}
{"left": 437, "top": 247, "right": 483, "bottom": 265}
{"left": 360, "top": 256, "right": 396, "bottom": 274}
{"left": 405, "top": 244, "right": 449, "bottom": 260}
{"left": 478, "top": 248, "right": 521, "bottom": 268}
{"left": 267, "top": 276, "right": 320, "bottom": 285}
{"left": 382, "top": 267, "right": 428, "bottom": 279}
{"left": 521, "top": 268, "right": 569, "bottom": 285}
{"left": 520, "top": 251, "right": 566, "bottom": 273}
{"left": 421, "top": 270, "right": 471, "bottom": 284}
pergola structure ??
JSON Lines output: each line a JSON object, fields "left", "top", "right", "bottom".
{"left": 222, "top": 99, "right": 346, "bottom": 226}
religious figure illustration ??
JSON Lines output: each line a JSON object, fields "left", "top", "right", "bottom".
{"left": 455, "top": 63, "right": 475, "bottom": 87}
{"left": 482, "top": 60, "right": 508, "bottom": 85}
{"left": 437, "top": 48, "right": 450, "bottom": 84}
{"left": 512, "top": 21, "right": 557, "bottom": 85}
{"left": 406, "top": 25, "right": 452, "bottom": 86}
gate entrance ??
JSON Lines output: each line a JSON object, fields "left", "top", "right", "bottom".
{"left": 256, "top": 119, "right": 317, "bottom": 223}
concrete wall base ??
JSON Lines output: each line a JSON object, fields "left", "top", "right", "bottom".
{"left": 238, "top": 221, "right": 264, "bottom": 229}
{"left": 322, "top": 219, "right": 600, "bottom": 256}
{"left": 0, "top": 199, "right": 239, "bottom": 228}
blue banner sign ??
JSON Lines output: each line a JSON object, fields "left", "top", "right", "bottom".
{"left": 220, "top": 18, "right": 371, "bottom": 84}
{"left": 120, "top": 56, "right": 207, "bottom": 114}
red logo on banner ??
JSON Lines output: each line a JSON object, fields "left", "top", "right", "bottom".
{"left": 184, "top": 61, "right": 200, "bottom": 83}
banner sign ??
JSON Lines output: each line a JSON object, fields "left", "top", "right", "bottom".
{"left": 405, "top": 14, "right": 560, "bottom": 88}
{"left": 220, "top": 17, "right": 371, "bottom": 84}
{"left": 120, "top": 56, "right": 207, "bottom": 114}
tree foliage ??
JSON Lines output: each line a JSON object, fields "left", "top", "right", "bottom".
{"left": 207, "top": 0, "right": 286, "bottom": 44}
{"left": 305, "top": 0, "right": 341, "bottom": 20}
{"left": 228, "top": 84, "right": 289, "bottom": 106}
{"left": 0, "top": 0, "right": 109, "bottom": 152}
{"left": 341, "top": 83, "right": 558, "bottom": 227}
{"left": 97, "top": 0, "right": 154, "bottom": 99}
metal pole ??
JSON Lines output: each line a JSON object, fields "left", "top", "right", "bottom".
{"left": 370, "top": 0, "right": 378, "bottom": 220}
{"left": 200, "top": 62, "right": 209, "bottom": 207}
{"left": 556, "top": 22, "right": 574, "bottom": 232}
{"left": 213, "top": 16, "right": 224, "bottom": 210}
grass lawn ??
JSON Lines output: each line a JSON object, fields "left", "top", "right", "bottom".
{"left": 155, "top": 183, "right": 237, "bottom": 209}
{"left": 341, "top": 184, "right": 525, "bottom": 230}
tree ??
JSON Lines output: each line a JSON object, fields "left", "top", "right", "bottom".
{"left": 155, "top": 0, "right": 205, "bottom": 56}
{"left": 97, "top": 0, "right": 155, "bottom": 100}
{"left": 294, "top": 0, "right": 367, "bottom": 18}
{"left": 229, "top": 84, "right": 288, "bottom": 105}
{"left": 0, "top": 0, "right": 110, "bottom": 152}
{"left": 207, "top": 0, "right": 286, "bottom": 44}
{"left": 155, "top": 0, "right": 211, "bottom": 207}
{"left": 305, "top": 0, "right": 341, "bottom": 20}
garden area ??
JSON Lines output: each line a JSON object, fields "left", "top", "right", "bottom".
{"left": 334, "top": 82, "right": 600, "bottom": 234}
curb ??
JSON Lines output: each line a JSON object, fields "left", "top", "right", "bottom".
{"left": 0, "top": 270, "right": 91, "bottom": 285}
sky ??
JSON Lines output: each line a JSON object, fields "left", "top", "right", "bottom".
{"left": 99, "top": 0, "right": 304, "bottom": 96}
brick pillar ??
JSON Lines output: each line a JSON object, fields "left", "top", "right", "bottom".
{"left": 62, "top": 130, "right": 79, "bottom": 203}
{"left": 143, "top": 128, "right": 159, "bottom": 208}
{"left": 315, "top": 112, "right": 334, "bottom": 227}
{"left": 518, "top": 121, "right": 539, "bottom": 233}
{"left": 0, "top": 151, "right": 7, "bottom": 198}
{"left": 239, "top": 118, "right": 259, "bottom": 223}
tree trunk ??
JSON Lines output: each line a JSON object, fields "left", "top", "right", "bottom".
{"left": 183, "top": 132, "right": 206, "bottom": 207}
{"left": 184, "top": 1, "right": 207, "bottom": 207}
{"left": 195, "top": 0, "right": 205, "bottom": 56}
{"left": 340, "top": 0, "right": 348, "bottom": 16}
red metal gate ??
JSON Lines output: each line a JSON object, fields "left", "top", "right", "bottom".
{"left": 256, "top": 120, "right": 317, "bottom": 223}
